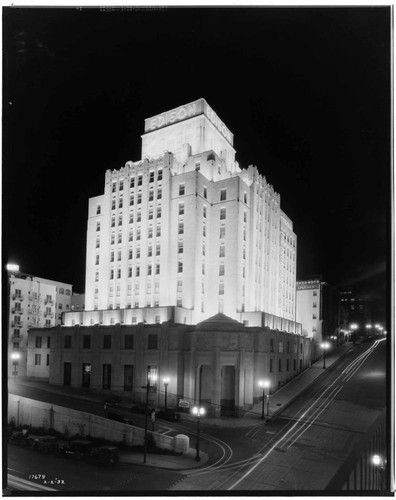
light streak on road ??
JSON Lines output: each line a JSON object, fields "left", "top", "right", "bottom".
{"left": 227, "top": 340, "right": 385, "bottom": 490}
{"left": 7, "top": 474, "right": 58, "bottom": 492}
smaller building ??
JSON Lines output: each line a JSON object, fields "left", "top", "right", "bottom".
{"left": 7, "top": 270, "right": 73, "bottom": 377}
{"left": 27, "top": 311, "right": 311, "bottom": 417}
{"left": 296, "top": 278, "right": 339, "bottom": 356}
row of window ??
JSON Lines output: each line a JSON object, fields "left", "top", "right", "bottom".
{"left": 110, "top": 170, "right": 163, "bottom": 194}
{"left": 60, "top": 333, "right": 158, "bottom": 350}
{"left": 111, "top": 189, "right": 162, "bottom": 210}
{"left": 269, "top": 357, "right": 302, "bottom": 373}
{"left": 269, "top": 338, "right": 303, "bottom": 354}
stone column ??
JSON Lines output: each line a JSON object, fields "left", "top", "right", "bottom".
{"left": 212, "top": 347, "right": 221, "bottom": 417}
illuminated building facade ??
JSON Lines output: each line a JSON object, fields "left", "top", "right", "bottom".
{"left": 7, "top": 270, "right": 72, "bottom": 377}
{"left": 65, "top": 99, "right": 297, "bottom": 328}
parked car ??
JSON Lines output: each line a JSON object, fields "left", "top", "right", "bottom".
{"left": 156, "top": 409, "right": 181, "bottom": 422}
{"left": 57, "top": 440, "right": 93, "bottom": 460}
{"left": 90, "top": 445, "right": 119, "bottom": 465}
{"left": 28, "top": 435, "right": 59, "bottom": 453}
{"left": 107, "top": 411, "right": 134, "bottom": 425}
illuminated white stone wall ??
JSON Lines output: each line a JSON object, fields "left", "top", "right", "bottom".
{"left": 82, "top": 100, "right": 297, "bottom": 328}
{"left": 296, "top": 280, "right": 323, "bottom": 340}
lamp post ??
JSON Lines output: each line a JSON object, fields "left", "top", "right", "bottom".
{"left": 192, "top": 406, "right": 205, "bottom": 461}
{"left": 371, "top": 454, "right": 386, "bottom": 490}
{"left": 11, "top": 352, "right": 20, "bottom": 378}
{"left": 258, "top": 380, "right": 270, "bottom": 419}
{"left": 163, "top": 377, "right": 169, "bottom": 410}
{"left": 143, "top": 370, "right": 157, "bottom": 464}
{"left": 320, "top": 341, "right": 330, "bottom": 369}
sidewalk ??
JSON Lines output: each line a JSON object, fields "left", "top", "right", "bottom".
{"left": 244, "top": 342, "right": 353, "bottom": 420}
{"left": 118, "top": 447, "right": 209, "bottom": 469}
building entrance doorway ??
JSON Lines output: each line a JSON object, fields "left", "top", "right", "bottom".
{"left": 220, "top": 365, "right": 235, "bottom": 416}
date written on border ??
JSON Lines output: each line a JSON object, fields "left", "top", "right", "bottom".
{"left": 28, "top": 474, "right": 65, "bottom": 485}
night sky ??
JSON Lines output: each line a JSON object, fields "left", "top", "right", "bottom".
{"left": 3, "top": 7, "right": 391, "bottom": 319}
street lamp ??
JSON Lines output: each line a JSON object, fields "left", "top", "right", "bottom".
{"left": 192, "top": 406, "right": 205, "bottom": 461}
{"left": 163, "top": 377, "right": 169, "bottom": 410}
{"left": 258, "top": 380, "right": 270, "bottom": 419}
{"left": 143, "top": 370, "right": 157, "bottom": 464}
{"left": 320, "top": 341, "right": 330, "bottom": 369}
{"left": 11, "top": 352, "right": 21, "bottom": 378}
{"left": 371, "top": 454, "right": 386, "bottom": 490}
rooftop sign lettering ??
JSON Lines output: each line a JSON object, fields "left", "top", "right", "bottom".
{"left": 144, "top": 98, "right": 233, "bottom": 145}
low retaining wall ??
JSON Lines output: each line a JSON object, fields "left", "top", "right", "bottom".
{"left": 8, "top": 394, "right": 187, "bottom": 452}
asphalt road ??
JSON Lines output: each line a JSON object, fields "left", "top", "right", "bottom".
{"left": 6, "top": 444, "right": 182, "bottom": 493}
{"left": 170, "top": 340, "right": 388, "bottom": 492}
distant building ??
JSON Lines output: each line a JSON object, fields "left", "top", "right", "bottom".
{"left": 339, "top": 287, "right": 372, "bottom": 326}
{"left": 296, "top": 279, "right": 339, "bottom": 351}
{"left": 27, "top": 312, "right": 311, "bottom": 417}
{"left": 70, "top": 98, "right": 297, "bottom": 328}
{"left": 7, "top": 270, "right": 72, "bottom": 377}
{"left": 71, "top": 293, "right": 85, "bottom": 312}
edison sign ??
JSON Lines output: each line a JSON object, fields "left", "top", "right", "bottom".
{"left": 144, "top": 98, "right": 233, "bottom": 145}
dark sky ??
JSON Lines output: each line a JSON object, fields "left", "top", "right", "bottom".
{"left": 3, "top": 7, "right": 391, "bottom": 319}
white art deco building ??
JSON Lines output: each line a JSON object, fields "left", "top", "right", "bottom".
{"left": 65, "top": 99, "right": 297, "bottom": 329}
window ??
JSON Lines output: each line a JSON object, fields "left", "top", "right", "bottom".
{"left": 156, "top": 264, "right": 160, "bottom": 275}
{"left": 129, "top": 249, "right": 133, "bottom": 259}
{"left": 83, "top": 335, "right": 91, "bottom": 349}
{"left": 243, "top": 210, "right": 247, "bottom": 223}
{"left": 118, "top": 198, "right": 123, "bottom": 209}
{"left": 112, "top": 199, "right": 116, "bottom": 210}
{"left": 148, "top": 264, "right": 152, "bottom": 275}
{"left": 178, "top": 222, "right": 184, "bottom": 235}
{"left": 313, "top": 302, "right": 317, "bottom": 308}
{"left": 138, "top": 174, "right": 142, "bottom": 186}
{"left": 179, "top": 203, "right": 184, "bottom": 215}
{"left": 219, "top": 282, "right": 224, "bottom": 295}
{"left": 312, "top": 314, "right": 317, "bottom": 320}
{"left": 148, "top": 334, "right": 158, "bottom": 349}
{"left": 35, "top": 354, "right": 41, "bottom": 365}
{"left": 103, "top": 335, "right": 112, "bottom": 349}
{"left": 156, "top": 244, "right": 160, "bottom": 256}
{"left": 286, "top": 359, "right": 290, "bottom": 371}
{"left": 244, "top": 192, "right": 247, "bottom": 204}
{"left": 137, "top": 193, "right": 142, "bottom": 204}
{"left": 156, "top": 225, "right": 161, "bottom": 237}
{"left": 177, "top": 279, "right": 183, "bottom": 292}
{"left": 111, "top": 217, "right": 115, "bottom": 228}
{"left": 219, "top": 245, "right": 225, "bottom": 258}
{"left": 148, "top": 227, "right": 153, "bottom": 238}
{"left": 96, "top": 222, "right": 101, "bottom": 231}
{"left": 157, "top": 206, "right": 162, "bottom": 218}
{"left": 110, "top": 269, "right": 114, "bottom": 279}
{"left": 118, "top": 250, "right": 122, "bottom": 261}
{"left": 220, "top": 208, "right": 226, "bottom": 220}
{"left": 293, "top": 359, "right": 297, "bottom": 371}
{"left": 124, "top": 335, "right": 134, "bottom": 351}
{"left": 155, "top": 315, "right": 161, "bottom": 324}
{"left": 117, "top": 269, "right": 121, "bottom": 279}
{"left": 270, "top": 338, "right": 274, "bottom": 352}
{"left": 157, "top": 188, "right": 162, "bottom": 200}
{"left": 178, "top": 261, "right": 183, "bottom": 273}
{"left": 136, "top": 266, "right": 140, "bottom": 277}
{"left": 46, "top": 354, "right": 50, "bottom": 366}
{"left": 64, "top": 335, "right": 72, "bottom": 349}
{"left": 203, "top": 224, "right": 206, "bottom": 237}
{"left": 130, "top": 195, "right": 134, "bottom": 206}
{"left": 111, "top": 234, "right": 115, "bottom": 245}
{"left": 219, "top": 264, "right": 225, "bottom": 276}
{"left": 202, "top": 242, "right": 206, "bottom": 256}
{"left": 35, "top": 336, "right": 42, "bottom": 348}
{"left": 149, "top": 171, "right": 155, "bottom": 183}
{"left": 59, "top": 288, "right": 64, "bottom": 295}
{"left": 130, "top": 178, "right": 135, "bottom": 188}
{"left": 149, "top": 189, "right": 154, "bottom": 202}
{"left": 136, "top": 247, "right": 141, "bottom": 258}
{"left": 177, "top": 298, "right": 182, "bottom": 307}
{"left": 220, "top": 226, "right": 226, "bottom": 239}
{"left": 124, "top": 365, "right": 133, "bottom": 392}
{"left": 178, "top": 241, "right": 183, "bottom": 254}
{"left": 112, "top": 183, "right": 116, "bottom": 193}
{"left": 96, "top": 205, "right": 101, "bottom": 215}
{"left": 202, "top": 263, "right": 205, "bottom": 275}
{"left": 203, "top": 187, "right": 207, "bottom": 199}
{"left": 118, "top": 233, "right": 122, "bottom": 244}
{"left": 47, "top": 336, "right": 51, "bottom": 348}
{"left": 158, "top": 169, "right": 163, "bottom": 181}
{"left": 148, "top": 208, "right": 153, "bottom": 220}
{"left": 129, "top": 231, "right": 133, "bottom": 242}
{"left": 220, "top": 189, "right": 226, "bottom": 201}
{"left": 279, "top": 340, "right": 284, "bottom": 353}
{"left": 203, "top": 206, "right": 207, "bottom": 218}
{"left": 118, "top": 217, "right": 122, "bottom": 226}
{"left": 95, "top": 255, "right": 100, "bottom": 265}
{"left": 313, "top": 291, "right": 317, "bottom": 296}
{"left": 179, "top": 184, "right": 185, "bottom": 196}
{"left": 128, "top": 267, "right": 132, "bottom": 278}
